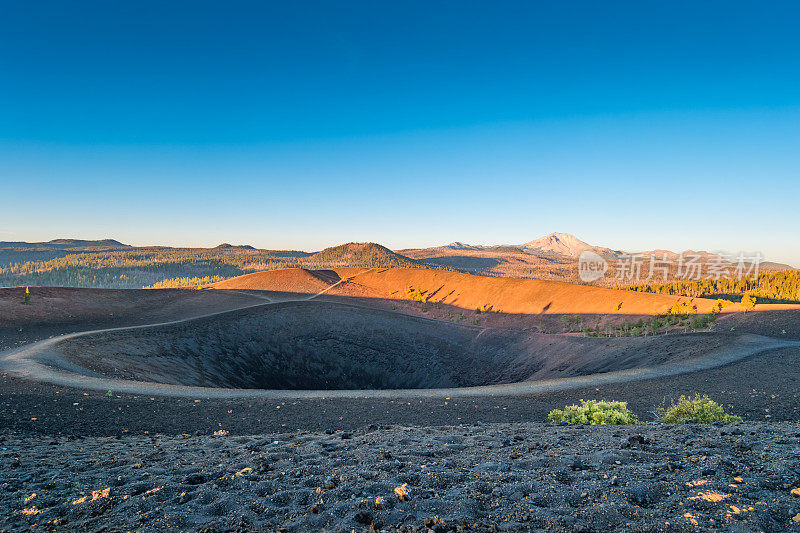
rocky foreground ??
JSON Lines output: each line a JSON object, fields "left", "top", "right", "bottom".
{"left": 3, "top": 422, "right": 800, "bottom": 532}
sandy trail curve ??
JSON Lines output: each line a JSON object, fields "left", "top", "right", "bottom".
{"left": 304, "top": 268, "right": 374, "bottom": 300}
{"left": 2, "top": 299, "right": 797, "bottom": 398}
{"left": 3, "top": 275, "right": 798, "bottom": 400}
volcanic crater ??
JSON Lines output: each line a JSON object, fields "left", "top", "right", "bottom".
{"left": 47, "top": 300, "right": 739, "bottom": 391}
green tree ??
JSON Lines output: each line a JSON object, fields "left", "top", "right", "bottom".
{"left": 23, "top": 286, "right": 30, "bottom": 304}
{"left": 740, "top": 294, "right": 756, "bottom": 312}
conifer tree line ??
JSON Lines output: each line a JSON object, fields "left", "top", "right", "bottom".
{"left": 619, "top": 270, "right": 800, "bottom": 303}
{"left": 0, "top": 244, "right": 450, "bottom": 289}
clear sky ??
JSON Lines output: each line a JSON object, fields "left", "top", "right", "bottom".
{"left": 2, "top": 1, "right": 799, "bottom": 265}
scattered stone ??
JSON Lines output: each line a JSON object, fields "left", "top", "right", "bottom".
{"left": 621, "top": 434, "right": 650, "bottom": 448}
{"left": 394, "top": 483, "right": 410, "bottom": 501}
{"left": 182, "top": 473, "right": 205, "bottom": 485}
{"left": 233, "top": 467, "right": 252, "bottom": 478}
{"left": 4, "top": 421, "right": 800, "bottom": 531}
{"left": 354, "top": 510, "right": 372, "bottom": 524}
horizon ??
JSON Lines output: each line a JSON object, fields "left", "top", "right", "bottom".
{"left": 5, "top": 5, "right": 800, "bottom": 529}
{"left": 2, "top": 2, "right": 800, "bottom": 265}
{"left": 3, "top": 232, "right": 795, "bottom": 269}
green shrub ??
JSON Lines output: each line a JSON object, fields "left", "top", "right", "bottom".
{"left": 690, "top": 312, "right": 717, "bottom": 330}
{"left": 548, "top": 400, "right": 639, "bottom": 425}
{"left": 659, "top": 394, "right": 742, "bottom": 424}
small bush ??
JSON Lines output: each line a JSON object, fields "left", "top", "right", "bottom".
{"left": 714, "top": 298, "right": 734, "bottom": 312}
{"left": 690, "top": 312, "right": 717, "bottom": 330}
{"left": 404, "top": 286, "right": 426, "bottom": 302}
{"left": 740, "top": 294, "right": 756, "bottom": 312}
{"left": 659, "top": 394, "right": 742, "bottom": 424}
{"left": 668, "top": 300, "right": 694, "bottom": 317}
{"left": 548, "top": 400, "right": 639, "bottom": 425}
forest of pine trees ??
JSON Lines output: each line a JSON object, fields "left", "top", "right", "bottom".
{"left": 619, "top": 270, "right": 800, "bottom": 303}
{"left": 144, "top": 276, "right": 227, "bottom": 288}
{"left": 0, "top": 245, "right": 448, "bottom": 289}
{"left": 0, "top": 247, "right": 317, "bottom": 288}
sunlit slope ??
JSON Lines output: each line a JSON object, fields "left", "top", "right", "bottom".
{"left": 211, "top": 268, "right": 333, "bottom": 293}
{"left": 340, "top": 268, "right": 724, "bottom": 314}
{"left": 213, "top": 267, "right": 730, "bottom": 315}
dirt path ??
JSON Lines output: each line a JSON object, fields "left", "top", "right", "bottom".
{"left": 2, "top": 303, "right": 797, "bottom": 399}
{"left": 215, "top": 289, "right": 273, "bottom": 301}
{"left": 305, "top": 268, "right": 374, "bottom": 300}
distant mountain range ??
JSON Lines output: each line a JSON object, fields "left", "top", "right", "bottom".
{"left": 0, "top": 239, "right": 131, "bottom": 266}
{"left": 1, "top": 238, "right": 129, "bottom": 249}
{"left": 442, "top": 232, "right": 621, "bottom": 258}
{"left": 3, "top": 233, "right": 792, "bottom": 267}
{"left": 0, "top": 235, "right": 793, "bottom": 289}
{"left": 401, "top": 232, "right": 795, "bottom": 283}
{"left": 434, "top": 232, "right": 794, "bottom": 267}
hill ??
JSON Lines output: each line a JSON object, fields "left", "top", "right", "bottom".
{"left": 760, "top": 261, "right": 796, "bottom": 271}
{"left": 45, "top": 239, "right": 129, "bottom": 248}
{"left": 211, "top": 267, "right": 335, "bottom": 294}
{"left": 0, "top": 238, "right": 129, "bottom": 250}
{"left": 214, "top": 243, "right": 255, "bottom": 250}
{"left": 401, "top": 243, "right": 579, "bottom": 282}
{"left": 307, "top": 242, "right": 426, "bottom": 269}
{"left": 444, "top": 242, "right": 485, "bottom": 251}
{"left": 0, "top": 238, "right": 131, "bottom": 268}
{"left": 213, "top": 266, "right": 730, "bottom": 316}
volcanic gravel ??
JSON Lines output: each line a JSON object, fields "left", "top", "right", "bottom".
{"left": 3, "top": 422, "right": 800, "bottom": 532}
{"left": 3, "top": 290, "right": 800, "bottom": 531}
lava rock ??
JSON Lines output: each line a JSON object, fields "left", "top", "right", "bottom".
{"left": 354, "top": 510, "right": 373, "bottom": 525}
{"left": 182, "top": 473, "right": 206, "bottom": 485}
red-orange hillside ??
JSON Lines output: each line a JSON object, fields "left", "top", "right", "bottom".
{"left": 212, "top": 267, "right": 752, "bottom": 315}
{"left": 211, "top": 268, "right": 336, "bottom": 293}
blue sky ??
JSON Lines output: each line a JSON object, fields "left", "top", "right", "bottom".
{"left": 1, "top": 1, "right": 799, "bottom": 265}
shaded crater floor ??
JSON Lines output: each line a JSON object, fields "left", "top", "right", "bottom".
{"left": 50, "top": 301, "right": 737, "bottom": 391}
